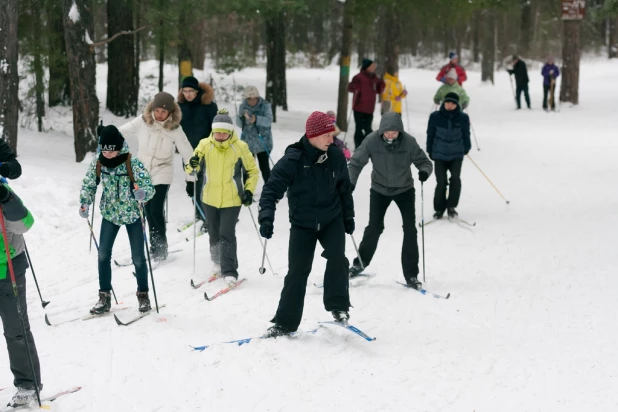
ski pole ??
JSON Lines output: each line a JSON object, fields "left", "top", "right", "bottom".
{"left": 421, "top": 181, "right": 426, "bottom": 283}
{"left": 466, "top": 154, "right": 510, "bottom": 204}
{"left": 342, "top": 96, "right": 354, "bottom": 146}
{"left": 24, "top": 242, "right": 50, "bottom": 308}
{"left": 0, "top": 206, "right": 42, "bottom": 407}
{"left": 89, "top": 196, "right": 96, "bottom": 252}
{"left": 259, "top": 240, "right": 267, "bottom": 274}
{"left": 135, "top": 187, "right": 160, "bottom": 313}
{"left": 253, "top": 124, "right": 276, "bottom": 168}
{"left": 349, "top": 235, "right": 365, "bottom": 270}
{"left": 404, "top": 91, "right": 411, "bottom": 131}
{"left": 192, "top": 183, "right": 198, "bottom": 276}
{"left": 247, "top": 206, "right": 275, "bottom": 275}
{"left": 509, "top": 75, "right": 517, "bottom": 108}
{"left": 85, "top": 219, "right": 119, "bottom": 305}
{"left": 464, "top": 109, "right": 481, "bottom": 152}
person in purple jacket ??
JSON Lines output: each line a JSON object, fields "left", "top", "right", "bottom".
{"left": 541, "top": 57, "right": 560, "bottom": 111}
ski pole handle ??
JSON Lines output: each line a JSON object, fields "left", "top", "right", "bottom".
{"left": 259, "top": 240, "right": 267, "bottom": 274}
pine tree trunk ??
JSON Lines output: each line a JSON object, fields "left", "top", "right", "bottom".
{"left": 481, "top": 9, "right": 496, "bottom": 84}
{"left": 336, "top": 0, "right": 354, "bottom": 132}
{"left": 157, "top": 0, "right": 164, "bottom": 92}
{"left": 519, "top": 0, "right": 533, "bottom": 57}
{"left": 63, "top": 0, "right": 99, "bottom": 162}
{"left": 190, "top": 20, "right": 207, "bottom": 71}
{"left": 177, "top": 8, "right": 193, "bottom": 87}
{"left": 134, "top": 0, "right": 141, "bottom": 100}
{"left": 473, "top": 11, "right": 480, "bottom": 63}
{"left": 560, "top": 20, "right": 581, "bottom": 105}
{"left": 47, "top": 1, "right": 71, "bottom": 106}
{"left": 33, "top": 0, "right": 45, "bottom": 132}
{"left": 0, "top": 0, "right": 19, "bottom": 153}
{"left": 383, "top": 2, "right": 400, "bottom": 73}
{"left": 265, "top": 11, "right": 288, "bottom": 122}
{"left": 609, "top": 18, "right": 618, "bottom": 59}
{"left": 106, "top": 0, "right": 138, "bottom": 117}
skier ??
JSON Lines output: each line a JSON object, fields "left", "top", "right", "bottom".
{"left": 118, "top": 91, "right": 196, "bottom": 261}
{"left": 347, "top": 112, "right": 432, "bottom": 290}
{"left": 79, "top": 126, "right": 155, "bottom": 314}
{"left": 258, "top": 111, "right": 354, "bottom": 337}
{"left": 348, "top": 59, "right": 386, "bottom": 149}
{"left": 507, "top": 55, "right": 531, "bottom": 110}
{"left": 178, "top": 76, "right": 218, "bottom": 229}
{"left": 427, "top": 92, "right": 471, "bottom": 219}
{"left": 0, "top": 139, "right": 22, "bottom": 179}
{"left": 541, "top": 56, "right": 560, "bottom": 111}
{"left": 0, "top": 184, "right": 41, "bottom": 407}
{"left": 433, "top": 69, "right": 470, "bottom": 109}
{"left": 185, "top": 109, "right": 259, "bottom": 282}
{"left": 381, "top": 66, "right": 407, "bottom": 115}
{"left": 436, "top": 51, "right": 467, "bottom": 86}
{"left": 237, "top": 85, "right": 273, "bottom": 184}
{"left": 325, "top": 110, "right": 351, "bottom": 161}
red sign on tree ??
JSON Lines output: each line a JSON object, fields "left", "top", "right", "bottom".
{"left": 561, "top": 0, "right": 586, "bottom": 20}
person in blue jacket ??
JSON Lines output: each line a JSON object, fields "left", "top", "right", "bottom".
{"left": 426, "top": 92, "right": 471, "bottom": 220}
{"left": 541, "top": 57, "right": 560, "bottom": 111}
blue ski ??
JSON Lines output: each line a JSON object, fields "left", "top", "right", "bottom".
{"left": 395, "top": 281, "right": 450, "bottom": 299}
{"left": 191, "top": 329, "right": 319, "bottom": 351}
{"left": 318, "top": 321, "right": 376, "bottom": 341}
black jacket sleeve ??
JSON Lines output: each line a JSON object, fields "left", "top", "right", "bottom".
{"left": 205, "top": 103, "right": 218, "bottom": 138}
{"left": 335, "top": 152, "right": 354, "bottom": 220}
{"left": 462, "top": 113, "right": 472, "bottom": 154}
{"left": 426, "top": 113, "right": 436, "bottom": 157}
{"left": 258, "top": 155, "right": 295, "bottom": 224}
{"left": 0, "top": 139, "right": 22, "bottom": 179}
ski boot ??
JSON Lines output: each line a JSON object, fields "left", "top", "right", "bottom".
{"left": 349, "top": 264, "right": 364, "bottom": 278}
{"left": 332, "top": 310, "right": 350, "bottom": 325}
{"left": 212, "top": 263, "right": 221, "bottom": 276}
{"left": 90, "top": 291, "right": 112, "bottom": 315}
{"left": 8, "top": 387, "right": 37, "bottom": 407}
{"left": 433, "top": 210, "right": 445, "bottom": 219}
{"left": 447, "top": 208, "right": 458, "bottom": 218}
{"left": 137, "top": 292, "right": 151, "bottom": 313}
{"left": 405, "top": 277, "right": 422, "bottom": 290}
{"left": 223, "top": 274, "right": 237, "bottom": 286}
{"left": 263, "top": 324, "right": 293, "bottom": 339}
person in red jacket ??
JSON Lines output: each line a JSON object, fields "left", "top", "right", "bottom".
{"left": 348, "top": 59, "right": 385, "bottom": 149}
{"left": 436, "top": 52, "right": 467, "bottom": 86}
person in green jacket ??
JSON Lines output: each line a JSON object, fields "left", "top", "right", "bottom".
{"left": 79, "top": 126, "right": 155, "bottom": 315}
{"left": 433, "top": 68, "right": 470, "bottom": 110}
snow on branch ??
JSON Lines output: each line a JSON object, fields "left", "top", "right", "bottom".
{"left": 90, "top": 26, "right": 149, "bottom": 48}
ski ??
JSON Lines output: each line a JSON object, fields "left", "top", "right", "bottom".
{"left": 185, "top": 230, "right": 206, "bottom": 242}
{"left": 2, "top": 386, "right": 82, "bottom": 411}
{"left": 204, "top": 279, "right": 247, "bottom": 301}
{"left": 190, "top": 273, "right": 221, "bottom": 289}
{"left": 395, "top": 281, "right": 451, "bottom": 299}
{"left": 177, "top": 221, "right": 195, "bottom": 232}
{"left": 318, "top": 321, "right": 376, "bottom": 341}
{"left": 418, "top": 218, "right": 439, "bottom": 228}
{"left": 115, "top": 250, "right": 181, "bottom": 267}
{"left": 191, "top": 328, "right": 319, "bottom": 351}
{"left": 314, "top": 272, "right": 375, "bottom": 289}
{"left": 113, "top": 304, "right": 167, "bottom": 326}
{"left": 44, "top": 306, "right": 130, "bottom": 326}
{"left": 449, "top": 217, "right": 476, "bottom": 227}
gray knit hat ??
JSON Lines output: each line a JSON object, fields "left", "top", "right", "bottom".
{"left": 244, "top": 85, "right": 260, "bottom": 99}
{"left": 211, "top": 109, "right": 234, "bottom": 134}
{"left": 152, "top": 92, "right": 175, "bottom": 111}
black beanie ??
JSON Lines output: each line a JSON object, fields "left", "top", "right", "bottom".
{"left": 361, "top": 58, "right": 374, "bottom": 70}
{"left": 181, "top": 76, "right": 199, "bottom": 90}
{"left": 444, "top": 92, "right": 460, "bottom": 104}
{"left": 99, "top": 125, "right": 124, "bottom": 151}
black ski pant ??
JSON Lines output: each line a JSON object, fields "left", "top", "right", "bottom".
{"left": 272, "top": 218, "right": 350, "bottom": 332}
{"left": 433, "top": 159, "right": 463, "bottom": 212}
{"left": 243, "top": 151, "right": 271, "bottom": 186}
{"left": 0, "top": 259, "right": 42, "bottom": 390}
{"left": 515, "top": 84, "right": 531, "bottom": 109}
{"left": 195, "top": 173, "right": 207, "bottom": 223}
{"left": 145, "top": 184, "right": 169, "bottom": 256}
{"left": 205, "top": 205, "right": 241, "bottom": 277}
{"left": 353, "top": 111, "right": 374, "bottom": 149}
{"left": 356, "top": 188, "right": 419, "bottom": 281}
{"left": 543, "top": 84, "right": 556, "bottom": 110}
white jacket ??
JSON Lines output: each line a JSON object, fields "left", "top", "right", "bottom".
{"left": 119, "top": 101, "right": 196, "bottom": 185}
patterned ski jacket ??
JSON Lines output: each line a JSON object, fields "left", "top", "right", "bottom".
{"left": 0, "top": 186, "right": 34, "bottom": 280}
{"left": 237, "top": 98, "right": 274, "bottom": 155}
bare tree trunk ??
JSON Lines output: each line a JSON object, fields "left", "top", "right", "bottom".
{"left": 157, "top": 0, "right": 164, "bottom": 92}
{"left": 107, "top": 0, "right": 138, "bottom": 117}
{"left": 47, "top": 1, "right": 71, "bottom": 106}
{"left": 0, "top": 0, "right": 19, "bottom": 153}
{"left": 33, "top": 0, "right": 45, "bottom": 132}
{"left": 610, "top": 18, "right": 618, "bottom": 59}
{"left": 63, "top": 0, "right": 99, "bottom": 162}
{"left": 519, "top": 0, "right": 533, "bottom": 57}
{"left": 177, "top": 8, "right": 193, "bottom": 87}
{"left": 481, "top": 9, "right": 496, "bottom": 84}
{"left": 265, "top": 11, "right": 288, "bottom": 122}
{"left": 473, "top": 11, "right": 480, "bottom": 63}
{"left": 190, "top": 20, "right": 207, "bottom": 70}
{"left": 134, "top": 0, "right": 141, "bottom": 100}
{"left": 560, "top": 20, "right": 581, "bottom": 104}
{"left": 336, "top": 0, "right": 354, "bottom": 132}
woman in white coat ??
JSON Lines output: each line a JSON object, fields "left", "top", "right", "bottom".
{"left": 119, "top": 92, "right": 195, "bottom": 261}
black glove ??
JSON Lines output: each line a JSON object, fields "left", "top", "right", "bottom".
{"left": 0, "top": 185, "right": 10, "bottom": 203}
{"left": 259, "top": 220, "right": 273, "bottom": 239}
{"left": 189, "top": 155, "right": 200, "bottom": 168}
{"left": 344, "top": 218, "right": 355, "bottom": 235}
{"left": 242, "top": 190, "right": 253, "bottom": 206}
{"left": 418, "top": 171, "right": 429, "bottom": 182}
{"left": 186, "top": 181, "right": 195, "bottom": 198}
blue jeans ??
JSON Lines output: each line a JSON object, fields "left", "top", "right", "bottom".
{"left": 98, "top": 218, "right": 149, "bottom": 292}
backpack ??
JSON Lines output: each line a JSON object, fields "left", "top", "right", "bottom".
{"left": 95, "top": 153, "right": 135, "bottom": 187}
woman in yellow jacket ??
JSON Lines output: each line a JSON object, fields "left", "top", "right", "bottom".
{"left": 381, "top": 67, "right": 408, "bottom": 115}
{"left": 185, "top": 109, "right": 259, "bottom": 283}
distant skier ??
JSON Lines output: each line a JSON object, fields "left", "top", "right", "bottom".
{"left": 185, "top": 109, "right": 259, "bottom": 282}
{"left": 426, "top": 92, "right": 471, "bottom": 219}
{"left": 0, "top": 184, "right": 41, "bottom": 407}
{"left": 541, "top": 56, "right": 560, "bottom": 111}
{"left": 79, "top": 126, "right": 155, "bottom": 314}
{"left": 326, "top": 110, "right": 351, "bottom": 161}
{"left": 381, "top": 66, "right": 407, "bottom": 115}
{"left": 507, "top": 55, "right": 531, "bottom": 110}
{"left": 436, "top": 51, "right": 467, "bottom": 86}
{"left": 258, "top": 111, "right": 354, "bottom": 338}
{"left": 347, "top": 112, "right": 432, "bottom": 290}
{"left": 433, "top": 69, "right": 470, "bottom": 109}
{"left": 348, "top": 59, "right": 386, "bottom": 149}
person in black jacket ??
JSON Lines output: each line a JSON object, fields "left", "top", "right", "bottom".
{"left": 427, "top": 92, "right": 471, "bottom": 219}
{"left": 178, "top": 76, "right": 218, "bottom": 228}
{"left": 507, "top": 55, "right": 531, "bottom": 110}
{"left": 258, "top": 112, "right": 355, "bottom": 338}
{"left": 0, "top": 139, "right": 22, "bottom": 179}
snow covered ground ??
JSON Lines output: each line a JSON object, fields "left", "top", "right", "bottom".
{"left": 1, "top": 58, "right": 617, "bottom": 411}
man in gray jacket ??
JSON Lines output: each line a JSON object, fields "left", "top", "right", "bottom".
{"left": 348, "top": 112, "right": 433, "bottom": 289}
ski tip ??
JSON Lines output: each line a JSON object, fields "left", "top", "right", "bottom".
{"left": 190, "top": 279, "right": 196, "bottom": 288}
{"left": 191, "top": 345, "right": 207, "bottom": 351}
{"left": 44, "top": 314, "right": 52, "bottom": 326}
{"left": 113, "top": 314, "right": 125, "bottom": 326}
{"left": 204, "top": 292, "right": 211, "bottom": 301}
{"left": 446, "top": 293, "right": 451, "bottom": 299}
{"left": 42, "top": 300, "right": 51, "bottom": 309}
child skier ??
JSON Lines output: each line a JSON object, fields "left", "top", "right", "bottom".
{"left": 433, "top": 69, "right": 470, "bottom": 110}
{"left": 326, "top": 110, "right": 351, "bottom": 161}
{"left": 185, "top": 109, "right": 259, "bottom": 283}
{"left": 79, "top": 126, "right": 155, "bottom": 314}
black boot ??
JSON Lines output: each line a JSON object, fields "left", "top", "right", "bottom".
{"left": 447, "top": 208, "right": 458, "bottom": 218}
{"left": 90, "top": 291, "right": 112, "bottom": 315}
{"left": 263, "top": 324, "right": 293, "bottom": 339}
{"left": 332, "top": 310, "right": 350, "bottom": 324}
{"left": 433, "top": 210, "right": 445, "bottom": 219}
{"left": 137, "top": 292, "right": 151, "bottom": 313}
{"left": 405, "top": 277, "right": 422, "bottom": 290}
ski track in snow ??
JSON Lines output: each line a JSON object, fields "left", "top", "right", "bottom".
{"left": 0, "top": 59, "right": 617, "bottom": 411}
